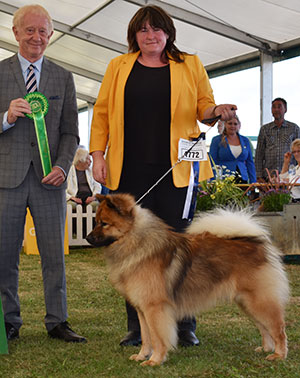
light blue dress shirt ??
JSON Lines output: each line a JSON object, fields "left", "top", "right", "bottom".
{"left": 3, "top": 53, "right": 44, "bottom": 131}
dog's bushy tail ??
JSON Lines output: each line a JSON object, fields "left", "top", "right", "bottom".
{"left": 187, "top": 208, "right": 269, "bottom": 240}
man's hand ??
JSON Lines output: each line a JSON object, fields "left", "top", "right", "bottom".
{"left": 41, "top": 166, "right": 65, "bottom": 187}
{"left": 7, "top": 98, "right": 32, "bottom": 124}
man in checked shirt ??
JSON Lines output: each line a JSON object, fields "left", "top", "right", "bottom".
{"left": 255, "top": 97, "right": 300, "bottom": 182}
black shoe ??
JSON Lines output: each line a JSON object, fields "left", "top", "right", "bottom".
{"left": 5, "top": 322, "right": 19, "bottom": 341}
{"left": 178, "top": 330, "right": 199, "bottom": 347}
{"left": 48, "top": 322, "right": 87, "bottom": 343}
{"left": 119, "top": 330, "right": 141, "bottom": 346}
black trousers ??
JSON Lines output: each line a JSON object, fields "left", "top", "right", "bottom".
{"left": 115, "top": 161, "right": 196, "bottom": 332}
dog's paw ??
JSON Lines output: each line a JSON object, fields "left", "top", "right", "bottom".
{"left": 140, "top": 359, "right": 161, "bottom": 367}
{"left": 265, "top": 352, "right": 286, "bottom": 361}
{"left": 255, "top": 345, "right": 274, "bottom": 353}
{"left": 129, "top": 353, "right": 147, "bottom": 362}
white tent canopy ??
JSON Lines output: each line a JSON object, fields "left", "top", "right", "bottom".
{"left": 1, "top": 0, "right": 300, "bottom": 112}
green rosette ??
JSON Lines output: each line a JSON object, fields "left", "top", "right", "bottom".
{"left": 24, "top": 92, "right": 52, "bottom": 176}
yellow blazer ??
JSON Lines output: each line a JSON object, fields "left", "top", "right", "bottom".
{"left": 90, "top": 52, "right": 215, "bottom": 190}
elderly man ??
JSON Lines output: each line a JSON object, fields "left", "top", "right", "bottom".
{"left": 0, "top": 4, "right": 86, "bottom": 343}
{"left": 255, "top": 97, "right": 300, "bottom": 181}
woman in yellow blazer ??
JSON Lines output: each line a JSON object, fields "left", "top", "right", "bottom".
{"left": 90, "top": 51, "right": 217, "bottom": 189}
{"left": 90, "top": 5, "right": 236, "bottom": 347}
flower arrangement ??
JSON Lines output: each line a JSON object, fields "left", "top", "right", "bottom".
{"left": 196, "top": 166, "right": 250, "bottom": 212}
{"left": 258, "top": 169, "right": 293, "bottom": 212}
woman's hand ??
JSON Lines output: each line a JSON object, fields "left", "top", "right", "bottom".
{"left": 91, "top": 151, "right": 107, "bottom": 185}
{"left": 283, "top": 151, "right": 292, "bottom": 164}
{"left": 281, "top": 151, "right": 292, "bottom": 174}
{"left": 71, "top": 197, "right": 82, "bottom": 204}
{"left": 214, "top": 104, "right": 237, "bottom": 121}
{"left": 86, "top": 196, "right": 95, "bottom": 204}
{"left": 202, "top": 104, "right": 237, "bottom": 124}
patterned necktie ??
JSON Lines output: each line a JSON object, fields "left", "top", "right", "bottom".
{"left": 25, "top": 64, "right": 37, "bottom": 93}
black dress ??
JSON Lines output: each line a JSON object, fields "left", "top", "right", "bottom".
{"left": 116, "top": 60, "right": 195, "bottom": 333}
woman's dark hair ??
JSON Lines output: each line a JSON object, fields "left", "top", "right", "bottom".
{"left": 127, "top": 5, "right": 185, "bottom": 63}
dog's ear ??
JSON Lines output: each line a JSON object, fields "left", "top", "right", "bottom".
{"left": 104, "top": 194, "right": 135, "bottom": 218}
{"left": 105, "top": 196, "right": 121, "bottom": 213}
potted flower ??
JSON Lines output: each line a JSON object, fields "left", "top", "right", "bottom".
{"left": 196, "top": 166, "right": 250, "bottom": 212}
{"left": 259, "top": 188, "right": 291, "bottom": 212}
{"left": 252, "top": 169, "right": 300, "bottom": 257}
{"left": 258, "top": 169, "right": 293, "bottom": 212}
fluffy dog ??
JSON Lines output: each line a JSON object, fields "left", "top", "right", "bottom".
{"left": 86, "top": 193, "right": 289, "bottom": 366}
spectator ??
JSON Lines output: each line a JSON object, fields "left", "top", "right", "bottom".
{"left": 280, "top": 138, "right": 300, "bottom": 199}
{"left": 255, "top": 98, "right": 300, "bottom": 181}
{"left": 209, "top": 115, "right": 256, "bottom": 183}
{"left": 66, "top": 146, "right": 101, "bottom": 211}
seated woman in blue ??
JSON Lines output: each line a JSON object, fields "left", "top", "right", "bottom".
{"left": 209, "top": 116, "right": 256, "bottom": 183}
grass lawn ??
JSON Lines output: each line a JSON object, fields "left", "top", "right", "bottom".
{"left": 1, "top": 248, "right": 299, "bottom": 378}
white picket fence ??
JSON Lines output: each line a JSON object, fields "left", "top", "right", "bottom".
{"left": 67, "top": 204, "right": 96, "bottom": 246}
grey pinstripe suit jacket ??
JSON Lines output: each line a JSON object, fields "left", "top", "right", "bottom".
{"left": 0, "top": 54, "right": 79, "bottom": 189}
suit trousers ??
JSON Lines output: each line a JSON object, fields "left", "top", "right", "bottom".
{"left": 115, "top": 160, "right": 196, "bottom": 332}
{"left": 0, "top": 164, "right": 68, "bottom": 331}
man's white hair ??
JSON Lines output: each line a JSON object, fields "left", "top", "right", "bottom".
{"left": 13, "top": 4, "right": 53, "bottom": 32}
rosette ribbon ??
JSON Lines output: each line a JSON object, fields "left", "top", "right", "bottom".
{"left": 24, "top": 92, "right": 52, "bottom": 176}
{"left": 0, "top": 296, "right": 8, "bottom": 354}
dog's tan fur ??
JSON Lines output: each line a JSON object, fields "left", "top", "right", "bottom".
{"left": 86, "top": 193, "right": 289, "bottom": 366}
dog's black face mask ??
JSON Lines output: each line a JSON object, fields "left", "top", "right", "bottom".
{"left": 86, "top": 232, "right": 117, "bottom": 247}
